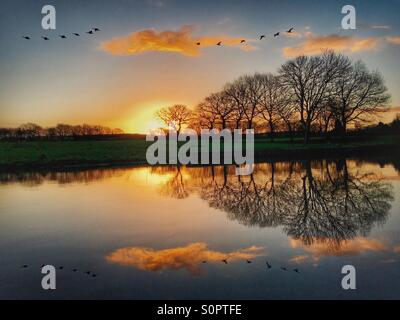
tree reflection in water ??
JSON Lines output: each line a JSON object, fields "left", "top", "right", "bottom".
{"left": 154, "top": 160, "right": 394, "bottom": 248}
{"left": 0, "top": 160, "right": 395, "bottom": 250}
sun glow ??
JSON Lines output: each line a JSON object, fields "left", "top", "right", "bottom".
{"left": 125, "top": 102, "right": 172, "bottom": 134}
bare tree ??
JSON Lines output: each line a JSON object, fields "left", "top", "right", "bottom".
{"left": 203, "top": 92, "right": 235, "bottom": 129}
{"left": 280, "top": 51, "right": 351, "bottom": 143}
{"left": 223, "top": 78, "right": 248, "bottom": 129}
{"left": 18, "top": 123, "right": 43, "bottom": 139}
{"left": 242, "top": 74, "right": 263, "bottom": 129}
{"left": 259, "top": 74, "right": 289, "bottom": 141}
{"left": 277, "top": 102, "right": 297, "bottom": 143}
{"left": 331, "top": 61, "right": 390, "bottom": 137}
{"left": 156, "top": 104, "right": 192, "bottom": 135}
{"left": 190, "top": 102, "right": 218, "bottom": 132}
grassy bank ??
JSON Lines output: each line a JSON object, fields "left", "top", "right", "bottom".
{"left": 0, "top": 135, "right": 399, "bottom": 170}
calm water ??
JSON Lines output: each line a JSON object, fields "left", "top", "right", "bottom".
{"left": 0, "top": 159, "right": 399, "bottom": 299}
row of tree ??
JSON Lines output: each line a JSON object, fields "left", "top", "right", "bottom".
{"left": 0, "top": 123, "right": 124, "bottom": 140}
{"left": 157, "top": 51, "right": 391, "bottom": 143}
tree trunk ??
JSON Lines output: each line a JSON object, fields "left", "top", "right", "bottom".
{"left": 288, "top": 123, "right": 294, "bottom": 143}
{"left": 341, "top": 122, "right": 347, "bottom": 140}
{"left": 248, "top": 119, "right": 253, "bottom": 130}
{"left": 304, "top": 127, "right": 310, "bottom": 144}
{"left": 268, "top": 119, "right": 274, "bottom": 142}
{"left": 236, "top": 119, "right": 241, "bottom": 130}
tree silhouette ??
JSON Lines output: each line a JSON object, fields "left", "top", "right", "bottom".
{"left": 156, "top": 104, "right": 192, "bottom": 135}
{"left": 330, "top": 61, "right": 390, "bottom": 136}
{"left": 157, "top": 160, "right": 394, "bottom": 247}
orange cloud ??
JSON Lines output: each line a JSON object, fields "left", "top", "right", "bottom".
{"left": 106, "top": 242, "right": 264, "bottom": 275}
{"left": 387, "top": 36, "right": 400, "bottom": 45}
{"left": 290, "top": 255, "right": 309, "bottom": 264}
{"left": 101, "top": 25, "right": 256, "bottom": 57}
{"left": 283, "top": 33, "right": 380, "bottom": 57}
{"left": 290, "top": 237, "right": 385, "bottom": 261}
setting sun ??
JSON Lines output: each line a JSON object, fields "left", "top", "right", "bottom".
{"left": 124, "top": 101, "right": 173, "bottom": 134}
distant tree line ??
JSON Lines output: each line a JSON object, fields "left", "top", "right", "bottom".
{"left": 0, "top": 123, "right": 125, "bottom": 140}
{"left": 156, "top": 51, "right": 391, "bottom": 143}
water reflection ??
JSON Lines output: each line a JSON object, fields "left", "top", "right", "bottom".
{"left": 289, "top": 237, "right": 386, "bottom": 263}
{"left": 153, "top": 160, "right": 394, "bottom": 248}
{"left": 0, "top": 168, "right": 128, "bottom": 186}
{"left": 0, "top": 159, "right": 395, "bottom": 251}
{"left": 1, "top": 159, "right": 399, "bottom": 298}
{"left": 106, "top": 243, "right": 264, "bottom": 275}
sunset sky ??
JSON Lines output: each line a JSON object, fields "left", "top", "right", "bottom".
{"left": 1, "top": 0, "right": 400, "bottom": 133}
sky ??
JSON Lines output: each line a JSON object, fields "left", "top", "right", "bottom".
{"left": 1, "top": 0, "right": 400, "bottom": 133}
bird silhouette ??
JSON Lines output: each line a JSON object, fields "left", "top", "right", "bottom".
{"left": 293, "top": 269, "right": 300, "bottom": 274}
{"left": 217, "top": 41, "right": 222, "bottom": 46}
{"left": 197, "top": 42, "right": 201, "bottom": 46}
{"left": 287, "top": 27, "right": 294, "bottom": 33}
{"left": 59, "top": 35, "right": 67, "bottom": 39}
{"left": 240, "top": 39, "right": 246, "bottom": 44}
{"left": 21, "top": 265, "right": 28, "bottom": 269}
{"left": 40, "top": 264, "right": 46, "bottom": 268}
{"left": 260, "top": 35, "right": 266, "bottom": 40}
{"left": 41, "top": 36, "right": 50, "bottom": 40}
{"left": 73, "top": 33, "right": 80, "bottom": 36}
{"left": 246, "top": 260, "right": 252, "bottom": 264}
{"left": 274, "top": 32, "right": 280, "bottom": 37}
{"left": 86, "top": 30, "right": 94, "bottom": 35}
{"left": 72, "top": 269, "right": 78, "bottom": 272}
{"left": 22, "top": 36, "right": 31, "bottom": 40}
{"left": 58, "top": 266, "right": 64, "bottom": 270}
{"left": 281, "top": 267, "right": 287, "bottom": 271}
{"left": 202, "top": 261, "right": 207, "bottom": 264}
{"left": 92, "top": 28, "right": 100, "bottom": 32}
{"left": 92, "top": 274, "right": 97, "bottom": 278}
{"left": 266, "top": 262, "right": 272, "bottom": 269}
{"left": 85, "top": 271, "right": 91, "bottom": 275}
{"left": 222, "top": 259, "right": 228, "bottom": 264}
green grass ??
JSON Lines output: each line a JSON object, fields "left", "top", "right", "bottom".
{"left": 0, "top": 140, "right": 151, "bottom": 167}
{"left": 0, "top": 135, "right": 399, "bottom": 169}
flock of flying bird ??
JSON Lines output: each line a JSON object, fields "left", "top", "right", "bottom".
{"left": 20, "top": 259, "right": 300, "bottom": 276}
{"left": 205, "top": 259, "right": 300, "bottom": 273}
{"left": 22, "top": 27, "right": 101, "bottom": 40}
{"left": 196, "top": 27, "right": 294, "bottom": 46}
{"left": 22, "top": 26, "right": 294, "bottom": 45}
{"left": 20, "top": 264, "right": 98, "bottom": 278}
